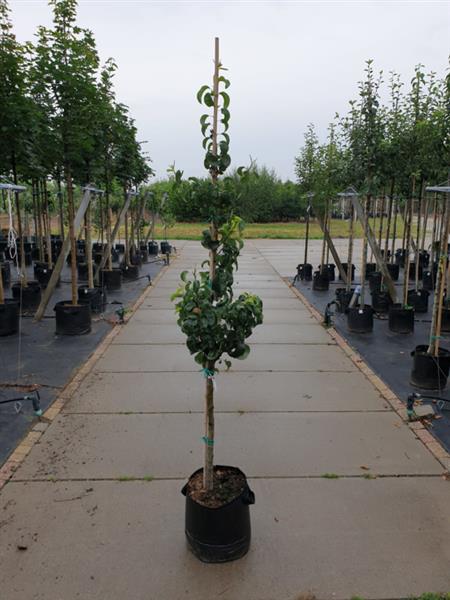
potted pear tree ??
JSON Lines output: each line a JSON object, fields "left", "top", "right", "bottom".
{"left": 172, "top": 38, "right": 263, "bottom": 563}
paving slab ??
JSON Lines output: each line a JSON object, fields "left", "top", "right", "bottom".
{"left": 65, "top": 370, "right": 389, "bottom": 414}
{"left": 113, "top": 322, "right": 331, "bottom": 345}
{"left": 2, "top": 478, "right": 450, "bottom": 600}
{"left": 94, "top": 343, "right": 355, "bottom": 373}
{"left": 13, "top": 411, "right": 441, "bottom": 480}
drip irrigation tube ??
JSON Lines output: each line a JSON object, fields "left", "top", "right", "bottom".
{"left": 0, "top": 390, "right": 42, "bottom": 416}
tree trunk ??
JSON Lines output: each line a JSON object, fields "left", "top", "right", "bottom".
{"left": 346, "top": 204, "right": 354, "bottom": 293}
{"left": 66, "top": 172, "right": 78, "bottom": 306}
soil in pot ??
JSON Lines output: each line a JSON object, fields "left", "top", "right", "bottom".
{"left": 368, "top": 271, "right": 382, "bottom": 293}
{"left": 335, "top": 288, "right": 354, "bottom": 312}
{"left": 410, "top": 344, "right": 450, "bottom": 390}
{"left": 312, "top": 270, "right": 329, "bottom": 291}
{"left": 347, "top": 305, "right": 373, "bottom": 333}
{"left": 12, "top": 281, "right": 42, "bottom": 311}
{"left": 407, "top": 289, "right": 429, "bottom": 313}
{"left": 78, "top": 286, "right": 107, "bottom": 314}
{"left": 371, "top": 290, "right": 393, "bottom": 313}
{"left": 182, "top": 465, "right": 255, "bottom": 563}
{"left": 101, "top": 268, "right": 122, "bottom": 290}
{"left": 54, "top": 301, "right": 91, "bottom": 335}
{"left": 0, "top": 299, "right": 19, "bottom": 336}
{"left": 388, "top": 304, "right": 414, "bottom": 334}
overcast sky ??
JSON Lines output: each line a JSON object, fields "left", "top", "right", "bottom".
{"left": 9, "top": 0, "right": 450, "bottom": 181}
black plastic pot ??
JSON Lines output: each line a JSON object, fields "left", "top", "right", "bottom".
{"left": 296, "top": 263, "right": 313, "bottom": 281}
{"left": 93, "top": 252, "right": 103, "bottom": 265}
{"left": 380, "top": 249, "right": 391, "bottom": 260}
{"left": 347, "top": 305, "right": 374, "bottom": 333}
{"left": 17, "top": 252, "right": 32, "bottom": 266}
{"left": 92, "top": 243, "right": 104, "bottom": 253}
{"left": 388, "top": 304, "right": 414, "bottom": 334}
{"left": 371, "top": 290, "right": 393, "bottom": 313}
{"left": 160, "top": 241, "right": 171, "bottom": 254}
{"left": 78, "top": 286, "right": 107, "bottom": 314}
{"left": 325, "top": 263, "right": 335, "bottom": 282}
{"left": 0, "top": 299, "right": 19, "bottom": 336}
{"left": 408, "top": 262, "right": 423, "bottom": 280}
{"left": 181, "top": 466, "right": 254, "bottom": 563}
{"left": 395, "top": 249, "right": 406, "bottom": 267}
{"left": 365, "top": 263, "right": 377, "bottom": 280}
{"left": 312, "top": 270, "right": 329, "bottom": 291}
{"left": 130, "top": 251, "right": 143, "bottom": 266}
{"left": 111, "top": 248, "right": 119, "bottom": 263}
{"left": 410, "top": 344, "right": 450, "bottom": 390}
{"left": 441, "top": 308, "right": 450, "bottom": 333}
{"left": 66, "top": 251, "right": 85, "bottom": 266}
{"left": 121, "top": 263, "right": 140, "bottom": 280}
{"left": 407, "top": 289, "right": 429, "bottom": 313}
{"left": 31, "top": 247, "right": 40, "bottom": 260}
{"left": 386, "top": 263, "right": 400, "bottom": 281}
{"left": 418, "top": 250, "right": 430, "bottom": 268}
{"left": 77, "top": 262, "right": 88, "bottom": 281}
{"left": 12, "top": 281, "right": 41, "bottom": 311}
{"left": 335, "top": 288, "right": 354, "bottom": 312}
{"left": 148, "top": 241, "right": 159, "bottom": 256}
{"left": 1, "top": 262, "right": 11, "bottom": 286}
{"left": 368, "top": 271, "right": 382, "bottom": 293}
{"left": 101, "top": 268, "right": 122, "bottom": 290}
{"left": 54, "top": 301, "right": 91, "bottom": 335}
{"left": 35, "top": 265, "right": 59, "bottom": 289}
{"left": 140, "top": 248, "right": 149, "bottom": 263}
{"left": 115, "top": 243, "right": 125, "bottom": 253}
{"left": 338, "top": 263, "right": 355, "bottom": 282}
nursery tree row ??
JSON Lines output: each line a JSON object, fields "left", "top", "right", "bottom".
{"left": 295, "top": 60, "right": 450, "bottom": 210}
{"left": 0, "top": 0, "right": 151, "bottom": 221}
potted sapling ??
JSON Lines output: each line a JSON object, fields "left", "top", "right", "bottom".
{"left": 172, "top": 38, "right": 263, "bottom": 563}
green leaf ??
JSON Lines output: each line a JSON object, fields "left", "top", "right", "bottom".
{"left": 197, "top": 85, "right": 210, "bottom": 104}
{"left": 204, "top": 93, "right": 214, "bottom": 107}
{"left": 218, "top": 76, "right": 230, "bottom": 89}
{"left": 220, "top": 92, "right": 230, "bottom": 109}
{"left": 200, "top": 114, "right": 210, "bottom": 125}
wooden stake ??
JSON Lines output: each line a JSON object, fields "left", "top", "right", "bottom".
{"left": 203, "top": 36, "right": 220, "bottom": 492}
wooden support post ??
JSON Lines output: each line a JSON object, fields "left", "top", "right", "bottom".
{"left": 34, "top": 189, "right": 92, "bottom": 322}
{"left": 95, "top": 191, "right": 133, "bottom": 278}
{"left": 315, "top": 211, "right": 348, "bottom": 285}
{"left": 351, "top": 194, "right": 398, "bottom": 303}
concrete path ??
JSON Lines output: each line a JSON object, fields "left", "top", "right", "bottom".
{"left": 1, "top": 240, "right": 450, "bottom": 600}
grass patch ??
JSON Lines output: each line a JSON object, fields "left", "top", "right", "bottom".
{"left": 117, "top": 475, "right": 153, "bottom": 482}
{"left": 321, "top": 473, "right": 340, "bottom": 479}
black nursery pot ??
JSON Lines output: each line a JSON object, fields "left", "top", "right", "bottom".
{"left": 368, "top": 271, "right": 382, "bottom": 293}
{"left": 407, "top": 289, "right": 429, "bottom": 313}
{"left": 410, "top": 344, "right": 450, "bottom": 390}
{"left": 386, "top": 263, "right": 400, "bottom": 281}
{"left": 121, "top": 263, "right": 140, "bottom": 280}
{"left": 347, "top": 305, "right": 373, "bottom": 333}
{"left": 0, "top": 299, "right": 19, "bottom": 336}
{"left": 441, "top": 308, "right": 450, "bottom": 333}
{"left": 338, "top": 263, "right": 355, "bottom": 282}
{"left": 12, "top": 281, "right": 41, "bottom": 311}
{"left": 115, "top": 243, "right": 125, "bottom": 253}
{"left": 77, "top": 262, "right": 88, "bottom": 281}
{"left": 181, "top": 466, "right": 255, "bottom": 563}
{"left": 408, "top": 262, "right": 423, "bottom": 280}
{"left": 418, "top": 250, "right": 430, "bottom": 268}
{"left": 54, "top": 301, "right": 91, "bottom": 335}
{"left": 365, "top": 263, "right": 377, "bottom": 280}
{"left": 111, "top": 248, "right": 119, "bottom": 263}
{"left": 312, "top": 270, "right": 329, "bottom": 291}
{"left": 78, "top": 286, "right": 107, "bottom": 314}
{"left": 371, "top": 290, "right": 392, "bottom": 313}
{"left": 1, "top": 261, "right": 11, "bottom": 286}
{"left": 148, "top": 241, "right": 159, "bottom": 256}
{"left": 93, "top": 252, "right": 104, "bottom": 265}
{"left": 395, "top": 249, "right": 406, "bottom": 267}
{"left": 140, "top": 248, "right": 149, "bottom": 263}
{"left": 130, "top": 251, "right": 143, "bottom": 266}
{"left": 335, "top": 288, "right": 354, "bottom": 312}
{"left": 18, "top": 252, "right": 32, "bottom": 266}
{"left": 388, "top": 304, "right": 414, "bottom": 334}
{"left": 325, "top": 263, "right": 335, "bottom": 282}
{"left": 160, "top": 241, "right": 171, "bottom": 255}
{"left": 296, "top": 263, "right": 312, "bottom": 281}
{"left": 101, "top": 268, "right": 122, "bottom": 291}
{"left": 35, "top": 265, "right": 59, "bottom": 289}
